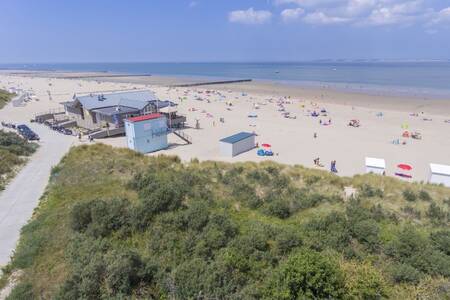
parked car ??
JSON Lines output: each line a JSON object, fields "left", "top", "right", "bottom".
{"left": 17, "top": 124, "right": 40, "bottom": 141}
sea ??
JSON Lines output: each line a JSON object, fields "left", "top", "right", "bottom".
{"left": 1, "top": 61, "right": 450, "bottom": 98}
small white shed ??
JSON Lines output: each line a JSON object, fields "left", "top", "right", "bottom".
{"left": 220, "top": 132, "right": 256, "bottom": 157}
{"left": 429, "top": 163, "right": 450, "bottom": 187}
{"left": 365, "top": 157, "right": 386, "bottom": 175}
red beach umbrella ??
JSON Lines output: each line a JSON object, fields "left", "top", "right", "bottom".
{"left": 261, "top": 143, "right": 271, "bottom": 148}
{"left": 397, "top": 164, "right": 412, "bottom": 171}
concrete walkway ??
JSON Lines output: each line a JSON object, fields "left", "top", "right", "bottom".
{"left": 0, "top": 122, "right": 74, "bottom": 268}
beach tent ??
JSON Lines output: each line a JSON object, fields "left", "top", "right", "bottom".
{"left": 429, "top": 163, "right": 450, "bottom": 187}
{"left": 365, "top": 157, "right": 386, "bottom": 175}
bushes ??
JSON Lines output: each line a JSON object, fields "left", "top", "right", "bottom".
{"left": 6, "top": 282, "right": 34, "bottom": 300}
{"left": 70, "top": 198, "right": 131, "bottom": 237}
{"left": 0, "top": 129, "right": 38, "bottom": 156}
{"left": 426, "top": 202, "right": 447, "bottom": 224}
{"left": 390, "top": 263, "right": 422, "bottom": 284}
{"left": 105, "top": 250, "right": 148, "bottom": 295}
{"left": 418, "top": 190, "right": 432, "bottom": 201}
{"left": 0, "top": 89, "right": 14, "bottom": 109}
{"left": 262, "top": 198, "right": 291, "bottom": 219}
{"left": 351, "top": 219, "right": 380, "bottom": 251}
{"left": 0, "top": 130, "right": 38, "bottom": 190}
{"left": 342, "top": 261, "right": 388, "bottom": 299}
{"left": 264, "top": 249, "right": 345, "bottom": 299}
{"left": 430, "top": 230, "right": 450, "bottom": 255}
{"left": 9, "top": 145, "right": 450, "bottom": 299}
{"left": 172, "top": 258, "right": 208, "bottom": 299}
{"left": 402, "top": 189, "right": 417, "bottom": 202}
{"left": 359, "top": 184, "right": 384, "bottom": 198}
{"left": 385, "top": 225, "right": 450, "bottom": 277}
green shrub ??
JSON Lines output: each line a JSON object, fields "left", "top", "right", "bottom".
{"left": 273, "top": 228, "right": 302, "bottom": 255}
{"left": 262, "top": 199, "right": 291, "bottom": 219}
{"left": 70, "top": 199, "right": 131, "bottom": 237}
{"left": 342, "top": 261, "right": 388, "bottom": 299}
{"left": 402, "top": 189, "right": 417, "bottom": 202}
{"left": 430, "top": 230, "right": 450, "bottom": 255}
{"left": 402, "top": 205, "right": 422, "bottom": 219}
{"left": 6, "top": 282, "right": 34, "bottom": 300}
{"left": 172, "top": 258, "right": 208, "bottom": 299}
{"left": 264, "top": 249, "right": 345, "bottom": 299}
{"left": 389, "top": 263, "right": 422, "bottom": 284}
{"left": 426, "top": 202, "right": 447, "bottom": 224}
{"left": 351, "top": 219, "right": 380, "bottom": 251}
{"left": 0, "top": 130, "right": 38, "bottom": 156}
{"left": 418, "top": 190, "right": 432, "bottom": 201}
{"left": 359, "top": 184, "right": 384, "bottom": 198}
{"left": 105, "top": 250, "right": 145, "bottom": 295}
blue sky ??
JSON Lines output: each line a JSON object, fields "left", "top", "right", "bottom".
{"left": 1, "top": 0, "right": 449, "bottom": 62}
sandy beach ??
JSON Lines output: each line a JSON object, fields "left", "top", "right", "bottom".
{"left": 1, "top": 71, "right": 449, "bottom": 182}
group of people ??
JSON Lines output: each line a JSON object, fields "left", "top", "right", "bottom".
{"left": 313, "top": 157, "right": 338, "bottom": 173}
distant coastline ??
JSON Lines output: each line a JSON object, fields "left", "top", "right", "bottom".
{"left": 2, "top": 62, "right": 450, "bottom": 99}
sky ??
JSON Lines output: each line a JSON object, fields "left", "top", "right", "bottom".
{"left": 1, "top": 0, "right": 450, "bottom": 63}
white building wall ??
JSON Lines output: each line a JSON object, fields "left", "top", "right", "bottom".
{"left": 124, "top": 121, "right": 136, "bottom": 150}
{"left": 366, "top": 167, "right": 385, "bottom": 175}
{"left": 429, "top": 174, "right": 450, "bottom": 187}
{"left": 232, "top": 136, "right": 255, "bottom": 156}
{"left": 219, "top": 142, "right": 233, "bottom": 157}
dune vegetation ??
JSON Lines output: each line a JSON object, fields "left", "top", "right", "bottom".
{"left": 3, "top": 144, "right": 450, "bottom": 299}
{"left": 0, "top": 130, "right": 38, "bottom": 191}
{"left": 0, "top": 89, "right": 14, "bottom": 109}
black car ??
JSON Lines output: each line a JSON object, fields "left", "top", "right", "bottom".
{"left": 17, "top": 124, "right": 40, "bottom": 141}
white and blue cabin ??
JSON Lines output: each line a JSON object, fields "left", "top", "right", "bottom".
{"left": 124, "top": 113, "right": 168, "bottom": 153}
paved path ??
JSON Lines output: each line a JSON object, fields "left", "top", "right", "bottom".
{"left": 0, "top": 121, "right": 74, "bottom": 268}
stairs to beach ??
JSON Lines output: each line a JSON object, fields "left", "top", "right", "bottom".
{"left": 171, "top": 129, "right": 192, "bottom": 144}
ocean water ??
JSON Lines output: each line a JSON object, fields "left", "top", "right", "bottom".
{"left": 1, "top": 62, "right": 450, "bottom": 97}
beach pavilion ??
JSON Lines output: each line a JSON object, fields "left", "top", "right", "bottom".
{"left": 62, "top": 90, "right": 182, "bottom": 130}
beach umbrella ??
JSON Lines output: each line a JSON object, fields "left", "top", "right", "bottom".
{"left": 397, "top": 164, "right": 412, "bottom": 171}
{"left": 261, "top": 143, "right": 271, "bottom": 148}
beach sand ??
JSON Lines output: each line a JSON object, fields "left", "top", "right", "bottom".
{"left": 1, "top": 71, "right": 449, "bottom": 182}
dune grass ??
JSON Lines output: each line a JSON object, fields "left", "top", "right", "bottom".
{"left": 2, "top": 144, "right": 450, "bottom": 299}
{"left": 0, "top": 89, "right": 14, "bottom": 109}
{"left": 0, "top": 130, "right": 39, "bottom": 191}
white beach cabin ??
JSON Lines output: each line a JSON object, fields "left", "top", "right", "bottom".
{"left": 429, "top": 163, "right": 450, "bottom": 187}
{"left": 220, "top": 132, "right": 256, "bottom": 157}
{"left": 365, "top": 157, "right": 386, "bottom": 175}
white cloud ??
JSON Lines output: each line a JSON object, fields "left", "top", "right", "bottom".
{"left": 274, "top": 0, "right": 341, "bottom": 8}
{"left": 364, "top": 1, "right": 424, "bottom": 26}
{"left": 303, "top": 11, "right": 351, "bottom": 24}
{"left": 274, "top": 0, "right": 447, "bottom": 28}
{"left": 229, "top": 8, "right": 272, "bottom": 25}
{"left": 345, "top": 0, "right": 376, "bottom": 17}
{"left": 189, "top": 1, "right": 198, "bottom": 8}
{"left": 430, "top": 7, "right": 450, "bottom": 24}
{"left": 281, "top": 8, "right": 305, "bottom": 22}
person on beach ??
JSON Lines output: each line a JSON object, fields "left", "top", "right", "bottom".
{"left": 314, "top": 132, "right": 317, "bottom": 138}
{"left": 331, "top": 160, "right": 338, "bottom": 173}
